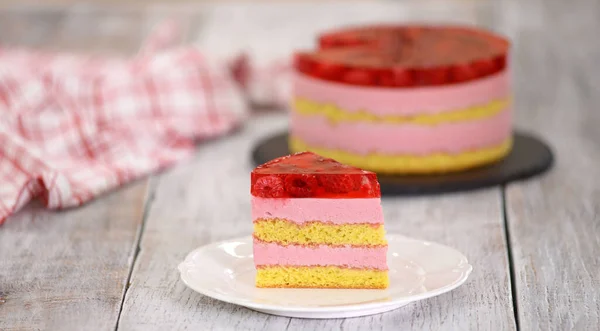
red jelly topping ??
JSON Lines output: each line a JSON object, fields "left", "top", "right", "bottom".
{"left": 251, "top": 152, "right": 380, "bottom": 198}
{"left": 294, "top": 25, "right": 510, "bottom": 87}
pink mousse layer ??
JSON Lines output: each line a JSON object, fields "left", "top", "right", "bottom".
{"left": 293, "top": 70, "right": 510, "bottom": 116}
{"left": 291, "top": 108, "right": 512, "bottom": 155}
{"left": 251, "top": 197, "right": 383, "bottom": 224}
{"left": 253, "top": 240, "right": 388, "bottom": 270}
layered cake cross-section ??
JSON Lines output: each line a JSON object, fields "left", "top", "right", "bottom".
{"left": 251, "top": 152, "right": 388, "bottom": 289}
{"left": 290, "top": 25, "right": 512, "bottom": 174}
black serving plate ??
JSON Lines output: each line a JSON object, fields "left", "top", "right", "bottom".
{"left": 251, "top": 131, "right": 554, "bottom": 196}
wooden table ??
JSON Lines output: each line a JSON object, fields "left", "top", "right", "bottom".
{"left": 1, "top": 1, "right": 599, "bottom": 330}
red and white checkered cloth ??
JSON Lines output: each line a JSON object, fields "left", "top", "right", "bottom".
{"left": 0, "top": 22, "right": 262, "bottom": 225}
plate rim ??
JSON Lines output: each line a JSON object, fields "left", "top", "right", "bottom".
{"left": 178, "top": 234, "right": 473, "bottom": 313}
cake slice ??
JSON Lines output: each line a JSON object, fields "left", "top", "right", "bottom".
{"left": 251, "top": 151, "right": 388, "bottom": 289}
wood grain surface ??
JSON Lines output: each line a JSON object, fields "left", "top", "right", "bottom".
{"left": 0, "top": 182, "right": 150, "bottom": 330}
{"left": 0, "top": 0, "right": 598, "bottom": 330}
{"left": 504, "top": 0, "right": 600, "bottom": 329}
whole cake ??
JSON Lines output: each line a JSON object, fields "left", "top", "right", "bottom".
{"left": 251, "top": 151, "right": 388, "bottom": 289}
{"left": 289, "top": 25, "right": 512, "bottom": 174}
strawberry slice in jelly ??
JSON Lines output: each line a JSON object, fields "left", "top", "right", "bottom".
{"left": 312, "top": 61, "right": 347, "bottom": 81}
{"left": 251, "top": 152, "right": 380, "bottom": 199}
{"left": 342, "top": 69, "right": 377, "bottom": 85}
{"left": 415, "top": 66, "right": 451, "bottom": 85}
{"left": 296, "top": 25, "right": 510, "bottom": 87}
{"left": 451, "top": 63, "right": 478, "bottom": 83}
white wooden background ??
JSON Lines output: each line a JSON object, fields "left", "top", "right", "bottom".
{"left": 1, "top": 0, "right": 599, "bottom": 330}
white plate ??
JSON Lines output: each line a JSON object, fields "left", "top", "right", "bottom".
{"left": 178, "top": 234, "right": 472, "bottom": 319}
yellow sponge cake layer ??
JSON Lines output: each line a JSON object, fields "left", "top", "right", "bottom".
{"left": 290, "top": 136, "right": 512, "bottom": 174}
{"left": 293, "top": 97, "right": 510, "bottom": 125}
{"left": 256, "top": 266, "right": 389, "bottom": 289}
{"left": 253, "top": 218, "right": 386, "bottom": 246}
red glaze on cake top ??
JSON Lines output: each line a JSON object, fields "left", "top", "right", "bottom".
{"left": 251, "top": 152, "right": 380, "bottom": 199}
{"left": 294, "top": 25, "right": 510, "bottom": 87}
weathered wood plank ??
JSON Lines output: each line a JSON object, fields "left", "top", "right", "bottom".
{"left": 0, "top": 8, "right": 65, "bottom": 47}
{"left": 0, "top": 7, "right": 151, "bottom": 331}
{"left": 504, "top": 0, "right": 600, "bottom": 329}
{"left": 0, "top": 6, "right": 145, "bottom": 55}
{"left": 116, "top": 116, "right": 292, "bottom": 331}
{"left": 0, "top": 181, "right": 149, "bottom": 330}
{"left": 52, "top": 6, "right": 145, "bottom": 55}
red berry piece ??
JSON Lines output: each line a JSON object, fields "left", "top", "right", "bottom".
{"left": 377, "top": 69, "right": 395, "bottom": 87}
{"left": 319, "top": 30, "right": 371, "bottom": 50}
{"left": 319, "top": 34, "right": 340, "bottom": 49}
{"left": 318, "top": 174, "right": 361, "bottom": 194}
{"left": 472, "top": 59, "right": 497, "bottom": 77}
{"left": 294, "top": 53, "right": 315, "bottom": 75}
{"left": 252, "top": 175, "right": 285, "bottom": 198}
{"left": 393, "top": 68, "right": 414, "bottom": 87}
{"left": 495, "top": 55, "right": 507, "bottom": 71}
{"left": 341, "top": 69, "right": 376, "bottom": 86}
{"left": 402, "top": 26, "right": 422, "bottom": 40}
{"left": 416, "top": 67, "right": 449, "bottom": 85}
{"left": 359, "top": 174, "right": 381, "bottom": 197}
{"left": 312, "top": 61, "right": 346, "bottom": 81}
{"left": 451, "top": 64, "right": 477, "bottom": 83}
{"left": 340, "top": 34, "right": 366, "bottom": 47}
{"left": 284, "top": 174, "right": 318, "bottom": 197}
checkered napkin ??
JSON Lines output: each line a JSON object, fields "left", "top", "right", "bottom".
{"left": 0, "top": 22, "right": 251, "bottom": 225}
